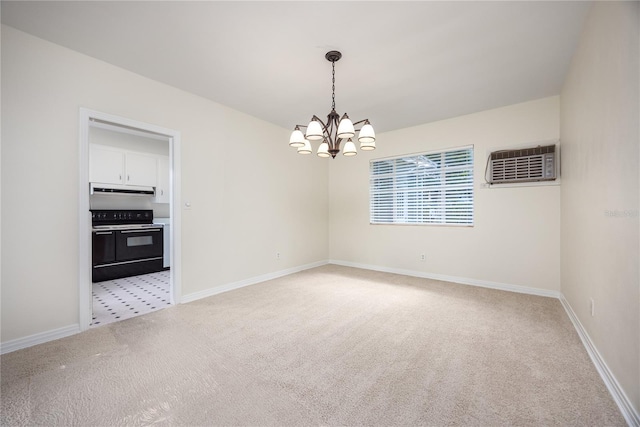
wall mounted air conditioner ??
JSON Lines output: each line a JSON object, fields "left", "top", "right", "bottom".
{"left": 488, "top": 144, "right": 557, "bottom": 184}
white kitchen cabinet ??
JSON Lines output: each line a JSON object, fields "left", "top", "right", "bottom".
{"left": 90, "top": 144, "right": 157, "bottom": 187}
{"left": 125, "top": 152, "right": 157, "bottom": 187}
{"left": 90, "top": 145, "right": 124, "bottom": 185}
{"left": 154, "top": 155, "right": 170, "bottom": 203}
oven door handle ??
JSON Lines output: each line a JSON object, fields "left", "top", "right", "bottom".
{"left": 120, "top": 229, "right": 162, "bottom": 234}
{"left": 94, "top": 231, "right": 113, "bottom": 235}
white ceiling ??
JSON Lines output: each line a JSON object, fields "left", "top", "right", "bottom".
{"left": 1, "top": 1, "right": 591, "bottom": 133}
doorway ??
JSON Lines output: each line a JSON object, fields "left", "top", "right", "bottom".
{"left": 78, "top": 108, "right": 182, "bottom": 331}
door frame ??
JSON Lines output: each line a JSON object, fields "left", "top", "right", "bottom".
{"left": 78, "top": 108, "right": 182, "bottom": 330}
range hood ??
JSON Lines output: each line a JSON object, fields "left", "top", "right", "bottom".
{"left": 90, "top": 183, "right": 155, "bottom": 196}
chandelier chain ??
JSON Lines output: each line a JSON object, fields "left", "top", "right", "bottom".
{"left": 331, "top": 61, "right": 336, "bottom": 111}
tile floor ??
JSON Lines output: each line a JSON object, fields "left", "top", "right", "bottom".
{"left": 91, "top": 270, "right": 171, "bottom": 327}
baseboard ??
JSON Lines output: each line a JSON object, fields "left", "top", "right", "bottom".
{"left": 0, "top": 324, "right": 81, "bottom": 355}
{"left": 559, "top": 295, "right": 640, "bottom": 427}
{"left": 329, "top": 259, "right": 561, "bottom": 298}
{"left": 180, "top": 260, "right": 329, "bottom": 304}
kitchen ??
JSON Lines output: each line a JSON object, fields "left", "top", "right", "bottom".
{"left": 88, "top": 119, "right": 172, "bottom": 326}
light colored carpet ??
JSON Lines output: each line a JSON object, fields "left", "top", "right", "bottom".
{"left": 1, "top": 265, "right": 625, "bottom": 426}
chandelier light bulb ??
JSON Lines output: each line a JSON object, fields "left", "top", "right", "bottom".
{"left": 289, "top": 129, "right": 306, "bottom": 148}
{"left": 297, "top": 139, "right": 312, "bottom": 154}
{"left": 360, "top": 140, "right": 376, "bottom": 151}
{"left": 343, "top": 139, "right": 357, "bottom": 156}
{"left": 358, "top": 123, "right": 376, "bottom": 144}
{"left": 306, "top": 120, "right": 324, "bottom": 141}
{"left": 337, "top": 117, "right": 355, "bottom": 139}
{"left": 317, "top": 141, "right": 330, "bottom": 158}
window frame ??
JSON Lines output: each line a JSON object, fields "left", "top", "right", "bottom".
{"left": 369, "top": 145, "right": 474, "bottom": 227}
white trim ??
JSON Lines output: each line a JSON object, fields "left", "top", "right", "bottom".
{"left": 479, "top": 180, "right": 560, "bottom": 190}
{"left": 78, "top": 108, "right": 92, "bottom": 330}
{"left": 0, "top": 324, "right": 80, "bottom": 355}
{"left": 329, "top": 259, "right": 561, "bottom": 298}
{"left": 559, "top": 295, "right": 640, "bottom": 427}
{"left": 170, "top": 131, "right": 182, "bottom": 304}
{"left": 181, "top": 260, "right": 328, "bottom": 304}
{"left": 78, "top": 108, "right": 182, "bottom": 328}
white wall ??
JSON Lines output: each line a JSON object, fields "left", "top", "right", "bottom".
{"left": 329, "top": 97, "right": 561, "bottom": 292}
{"left": 560, "top": 1, "right": 639, "bottom": 415}
{"left": 1, "top": 25, "right": 328, "bottom": 343}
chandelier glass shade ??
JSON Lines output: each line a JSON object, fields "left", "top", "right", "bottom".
{"left": 288, "top": 51, "right": 376, "bottom": 158}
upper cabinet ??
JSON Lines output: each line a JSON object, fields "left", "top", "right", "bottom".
{"left": 90, "top": 145, "right": 157, "bottom": 187}
{"left": 125, "top": 152, "right": 157, "bottom": 187}
{"left": 90, "top": 145, "right": 124, "bottom": 185}
{"left": 154, "top": 155, "right": 170, "bottom": 203}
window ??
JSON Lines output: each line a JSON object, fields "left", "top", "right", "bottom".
{"left": 370, "top": 146, "right": 474, "bottom": 225}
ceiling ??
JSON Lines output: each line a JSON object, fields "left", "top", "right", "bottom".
{"left": 1, "top": 1, "right": 591, "bottom": 133}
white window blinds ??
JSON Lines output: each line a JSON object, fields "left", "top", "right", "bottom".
{"left": 370, "top": 146, "right": 474, "bottom": 225}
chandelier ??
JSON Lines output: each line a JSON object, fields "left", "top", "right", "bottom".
{"left": 288, "top": 51, "right": 376, "bottom": 158}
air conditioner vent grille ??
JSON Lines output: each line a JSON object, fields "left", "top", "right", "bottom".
{"left": 489, "top": 144, "right": 556, "bottom": 184}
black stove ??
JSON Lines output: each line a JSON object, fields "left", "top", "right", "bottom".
{"left": 91, "top": 210, "right": 164, "bottom": 282}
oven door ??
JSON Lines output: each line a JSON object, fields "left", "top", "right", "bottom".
{"left": 115, "top": 227, "right": 163, "bottom": 261}
{"left": 92, "top": 230, "right": 116, "bottom": 266}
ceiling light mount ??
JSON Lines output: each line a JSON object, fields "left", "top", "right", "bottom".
{"left": 325, "top": 50, "right": 342, "bottom": 63}
{"left": 288, "top": 50, "right": 376, "bottom": 158}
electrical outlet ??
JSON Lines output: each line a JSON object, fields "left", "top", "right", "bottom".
{"left": 590, "top": 298, "right": 595, "bottom": 317}
{"left": 276, "top": 252, "right": 281, "bottom": 260}
{"left": 420, "top": 254, "right": 426, "bottom": 262}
